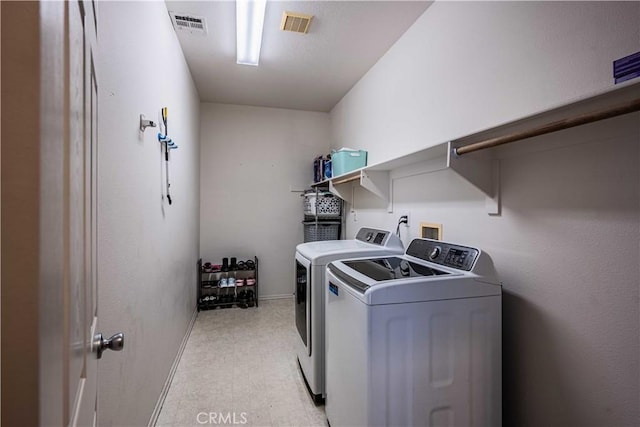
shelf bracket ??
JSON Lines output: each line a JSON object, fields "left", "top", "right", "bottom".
{"left": 447, "top": 141, "right": 500, "bottom": 215}
{"left": 329, "top": 180, "right": 353, "bottom": 205}
{"left": 448, "top": 141, "right": 494, "bottom": 196}
{"left": 360, "top": 170, "right": 390, "bottom": 206}
{"left": 485, "top": 159, "right": 501, "bottom": 216}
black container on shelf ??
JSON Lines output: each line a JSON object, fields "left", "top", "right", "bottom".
{"left": 302, "top": 221, "right": 341, "bottom": 242}
{"left": 301, "top": 184, "right": 343, "bottom": 243}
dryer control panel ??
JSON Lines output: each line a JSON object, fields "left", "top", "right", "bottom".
{"left": 406, "top": 238, "right": 479, "bottom": 271}
{"left": 355, "top": 228, "right": 389, "bottom": 245}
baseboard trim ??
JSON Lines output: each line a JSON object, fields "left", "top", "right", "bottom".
{"left": 148, "top": 307, "right": 198, "bottom": 427}
{"left": 259, "top": 293, "right": 294, "bottom": 301}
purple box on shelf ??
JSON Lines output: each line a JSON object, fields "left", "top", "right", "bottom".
{"left": 313, "top": 156, "right": 330, "bottom": 183}
{"left": 614, "top": 51, "right": 640, "bottom": 84}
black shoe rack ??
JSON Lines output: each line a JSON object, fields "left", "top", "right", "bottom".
{"left": 197, "top": 256, "right": 259, "bottom": 311}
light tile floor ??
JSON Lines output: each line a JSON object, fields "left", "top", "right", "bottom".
{"left": 156, "top": 299, "right": 327, "bottom": 427}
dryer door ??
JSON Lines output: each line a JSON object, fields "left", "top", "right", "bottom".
{"left": 295, "top": 253, "right": 311, "bottom": 355}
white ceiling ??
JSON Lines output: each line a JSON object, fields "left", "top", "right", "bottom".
{"left": 164, "top": 1, "right": 432, "bottom": 112}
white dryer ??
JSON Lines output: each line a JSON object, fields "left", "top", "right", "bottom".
{"left": 325, "top": 238, "right": 502, "bottom": 426}
{"left": 295, "top": 227, "right": 404, "bottom": 400}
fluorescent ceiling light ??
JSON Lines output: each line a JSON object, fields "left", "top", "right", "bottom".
{"left": 236, "top": 0, "right": 267, "bottom": 66}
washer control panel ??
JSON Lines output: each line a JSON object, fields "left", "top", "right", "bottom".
{"left": 406, "top": 238, "right": 479, "bottom": 271}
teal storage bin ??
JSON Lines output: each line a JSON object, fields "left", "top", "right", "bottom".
{"left": 331, "top": 149, "right": 367, "bottom": 176}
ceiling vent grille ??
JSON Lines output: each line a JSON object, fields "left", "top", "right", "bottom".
{"left": 280, "top": 11, "right": 313, "bottom": 34}
{"left": 169, "top": 12, "right": 208, "bottom": 35}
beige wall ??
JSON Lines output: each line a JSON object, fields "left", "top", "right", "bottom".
{"left": 97, "top": 2, "right": 201, "bottom": 425}
{"left": 330, "top": 1, "right": 639, "bottom": 425}
{"left": 199, "top": 103, "right": 330, "bottom": 298}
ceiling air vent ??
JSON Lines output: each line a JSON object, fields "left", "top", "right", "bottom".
{"left": 169, "top": 12, "right": 208, "bottom": 35}
{"left": 280, "top": 11, "right": 313, "bottom": 34}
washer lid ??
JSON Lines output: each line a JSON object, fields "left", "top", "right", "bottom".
{"left": 295, "top": 228, "right": 403, "bottom": 264}
{"left": 341, "top": 257, "right": 450, "bottom": 281}
{"left": 327, "top": 244, "right": 501, "bottom": 305}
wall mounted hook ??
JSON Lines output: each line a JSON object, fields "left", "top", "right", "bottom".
{"left": 140, "top": 114, "right": 157, "bottom": 132}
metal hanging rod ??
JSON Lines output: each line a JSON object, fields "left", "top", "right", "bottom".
{"left": 454, "top": 97, "right": 640, "bottom": 156}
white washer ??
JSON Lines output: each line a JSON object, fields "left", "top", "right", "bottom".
{"left": 325, "top": 238, "right": 502, "bottom": 427}
{"left": 295, "top": 227, "right": 404, "bottom": 400}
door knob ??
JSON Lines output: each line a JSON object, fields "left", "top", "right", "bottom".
{"left": 94, "top": 332, "right": 124, "bottom": 359}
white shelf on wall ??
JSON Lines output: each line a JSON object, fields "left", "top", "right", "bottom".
{"left": 313, "top": 143, "right": 449, "bottom": 211}
{"left": 313, "top": 79, "right": 640, "bottom": 215}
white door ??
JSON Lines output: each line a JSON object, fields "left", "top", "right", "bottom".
{"left": 68, "top": 0, "right": 99, "bottom": 425}
{"left": 50, "top": 1, "right": 122, "bottom": 425}
{"left": 3, "top": 1, "right": 118, "bottom": 424}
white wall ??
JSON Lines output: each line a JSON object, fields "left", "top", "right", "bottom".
{"left": 330, "top": 2, "right": 639, "bottom": 426}
{"left": 200, "top": 103, "right": 330, "bottom": 298}
{"left": 332, "top": 1, "right": 639, "bottom": 163}
{"left": 97, "top": 2, "right": 200, "bottom": 425}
